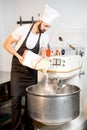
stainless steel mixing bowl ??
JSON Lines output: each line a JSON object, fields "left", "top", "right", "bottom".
{"left": 26, "top": 84, "right": 80, "bottom": 125}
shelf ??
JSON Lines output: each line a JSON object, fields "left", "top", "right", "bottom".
{"left": 0, "top": 71, "right": 11, "bottom": 127}
{"left": 0, "top": 117, "right": 11, "bottom": 127}
{"left": 0, "top": 99, "right": 11, "bottom": 108}
{"left": 0, "top": 101, "right": 12, "bottom": 127}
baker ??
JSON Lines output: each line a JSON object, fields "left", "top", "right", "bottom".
{"left": 3, "top": 4, "right": 59, "bottom": 130}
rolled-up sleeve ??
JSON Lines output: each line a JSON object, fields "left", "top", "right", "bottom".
{"left": 11, "top": 26, "right": 22, "bottom": 40}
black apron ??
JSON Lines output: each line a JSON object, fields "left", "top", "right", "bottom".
{"left": 11, "top": 24, "right": 41, "bottom": 96}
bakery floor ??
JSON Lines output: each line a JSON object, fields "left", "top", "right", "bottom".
{"left": 0, "top": 118, "right": 44, "bottom": 130}
{"left": 0, "top": 118, "right": 24, "bottom": 130}
{"left": 1, "top": 118, "right": 87, "bottom": 130}
{"left": 0, "top": 122, "right": 12, "bottom": 130}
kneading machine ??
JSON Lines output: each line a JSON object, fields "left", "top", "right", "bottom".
{"left": 26, "top": 47, "right": 87, "bottom": 130}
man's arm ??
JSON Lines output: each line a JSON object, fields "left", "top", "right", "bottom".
{"left": 3, "top": 35, "right": 24, "bottom": 63}
{"left": 39, "top": 47, "right": 46, "bottom": 57}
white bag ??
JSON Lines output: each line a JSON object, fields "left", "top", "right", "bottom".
{"left": 22, "top": 50, "right": 50, "bottom": 73}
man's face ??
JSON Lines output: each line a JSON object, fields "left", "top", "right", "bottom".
{"left": 38, "top": 22, "right": 51, "bottom": 33}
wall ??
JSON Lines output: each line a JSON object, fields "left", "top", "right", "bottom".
{"left": 0, "top": 0, "right": 87, "bottom": 71}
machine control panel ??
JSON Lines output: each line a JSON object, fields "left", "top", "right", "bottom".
{"left": 52, "top": 58, "right": 61, "bottom": 65}
{"left": 50, "top": 58, "right": 65, "bottom": 67}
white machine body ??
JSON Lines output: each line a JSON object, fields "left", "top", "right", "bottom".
{"left": 47, "top": 55, "right": 82, "bottom": 79}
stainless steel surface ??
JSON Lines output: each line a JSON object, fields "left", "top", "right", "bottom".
{"left": 34, "top": 115, "right": 87, "bottom": 130}
{"left": 26, "top": 84, "right": 80, "bottom": 125}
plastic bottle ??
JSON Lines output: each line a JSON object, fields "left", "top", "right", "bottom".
{"left": 46, "top": 44, "right": 51, "bottom": 57}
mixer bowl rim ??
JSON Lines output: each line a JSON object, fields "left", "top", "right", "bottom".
{"left": 26, "top": 84, "right": 80, "bottom": 97}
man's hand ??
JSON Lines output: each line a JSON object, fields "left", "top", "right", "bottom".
{"left": 18, "top": 55, "right": 24, "bottom": 64}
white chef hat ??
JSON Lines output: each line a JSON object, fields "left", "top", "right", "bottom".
{"left": 38, "top": 4, "right": 60, "bottom": 26}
